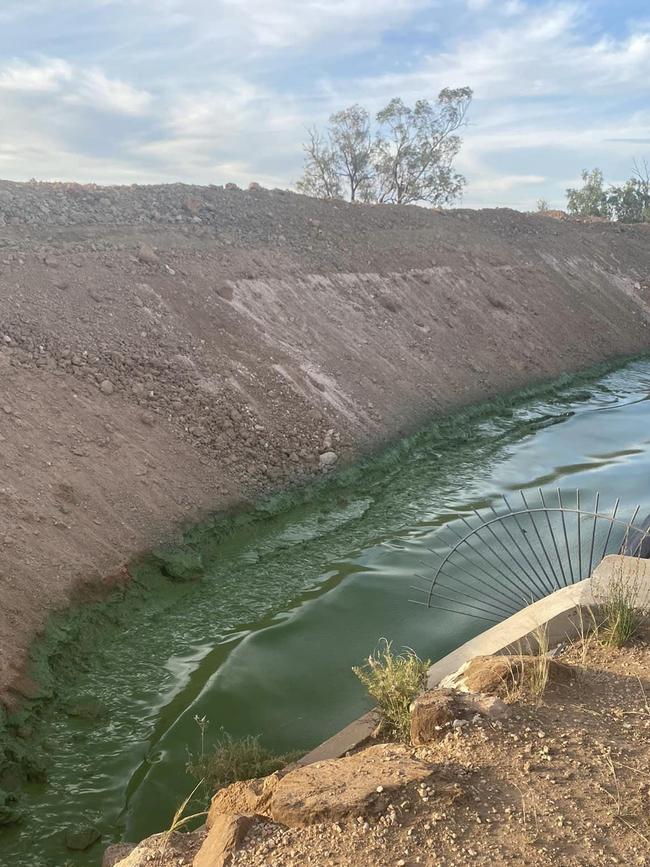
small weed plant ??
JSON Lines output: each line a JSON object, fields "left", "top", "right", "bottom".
{"left": 353, "top": 639, "right": 430, "bottom": 742}
{"left": 187, "top": 729, "right": 300, "bottom": 795}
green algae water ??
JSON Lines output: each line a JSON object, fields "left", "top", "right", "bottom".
{"left": 4, "top": 358, "right": 650, "bottom": 866}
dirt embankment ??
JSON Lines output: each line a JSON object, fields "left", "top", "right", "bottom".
{"left": 1, "top": 179, "right": 650, "bottom": 702}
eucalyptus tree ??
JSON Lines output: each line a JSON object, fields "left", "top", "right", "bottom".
{"left": 565, "top": 168, "right": 612, "bottom": 219}
{"left": 297, "top": 87, "right": 473, "bottom": 206}
{"left": 372, "top": 89, "right": 472, "bottom": 206}
{"left": 607, "top": 161, "right": 650, "bottom": 223}
{"left": 296, "top": 104, "right": 373, "bottom": 201}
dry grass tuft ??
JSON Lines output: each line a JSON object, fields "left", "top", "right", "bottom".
{"left": 506, "top": 623, "right": 552, "bottom": 704}
{"left": 596, "top": 557, "right": 649, "bottom": 648}
{"left": 526, "top": 623, "right": 551, "bottom": 701}
{"left": 160, "top": 780, "right": 207, "bottom": 861}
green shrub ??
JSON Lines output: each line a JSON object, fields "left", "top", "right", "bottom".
{"left": 186, "top": 732, "right": 300, "bottom": 795}
{"left": 353, "top": 639, "right": 430, "bottom": 742}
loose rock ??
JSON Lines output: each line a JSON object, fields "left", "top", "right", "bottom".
{"left": 194, "top": 813, "right": 252, "bottom": 867}
{"left": 319, "top": 451, "right": 338, "bottom": 469}
{"left": 136, "top": 243, "right": 159, "bottom": 265}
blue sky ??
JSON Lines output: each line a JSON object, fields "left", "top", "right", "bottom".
{"left": 0, "top": 0, "right": 649, "bottom": 208}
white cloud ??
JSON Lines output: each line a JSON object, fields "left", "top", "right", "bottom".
{"left": 469, "top": 173, "right": 546, "bottom": 192}
{"left": 0, "top": 58, "right": 151, "bottom": 115}
{"left": 0, "top": 58, "right": 72, "bottom": 92}
{"left": 353, "top": 4, "right": 650, "bottom": 102}
{"left": 164, "top": 78, "right": 264, "bottom": 138}
{"left": 65, "top": 70, "right": 152, "bottom": 115}
{"left": 93, "top": 0, "right": 436, "bottom": 52}
{"left": 236, "top": 0, "right": 434, "bottom": 49}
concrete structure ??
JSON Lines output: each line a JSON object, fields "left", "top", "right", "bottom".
{"left": 299, "top": 555, "right": 650, "bottom": 765}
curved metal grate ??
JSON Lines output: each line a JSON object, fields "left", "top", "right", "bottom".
{"left": 411, "top": 488, "right": 650, "bottom": 623}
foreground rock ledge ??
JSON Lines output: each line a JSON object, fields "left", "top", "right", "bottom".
{"left": 111, "top": 744, "right": 438, "bottom": 866}
{"left": 268, "top": 744, "right": 436, "bottom": 827}
{"left": 208, "top": 743, "right": 436, "bottom": 830}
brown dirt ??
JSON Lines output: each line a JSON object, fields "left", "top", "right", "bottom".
{"left": 2, "top": 179, "right": 650, "bottom": 703}
{"left": 224, "top": 629, "right": 650, "bottom": 867}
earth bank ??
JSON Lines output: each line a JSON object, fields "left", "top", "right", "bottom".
{"left": 1, "top": 178, "right": 650, "bottom": 708}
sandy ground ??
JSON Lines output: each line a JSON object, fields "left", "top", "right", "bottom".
{"left": 2, "top": 180, "right": 650, "bottom": 701}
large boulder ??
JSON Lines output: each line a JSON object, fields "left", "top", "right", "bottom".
{"left": 440, "top": 654, "right": 574, "bottom": 696}
{"left": 409, "top": 688, "right": 458, "bottom": 744}
{"left": 64, "top": 823, "right": 101, "bottom": 851}
{"left": 268, "top": 744, "right": 435, "bottom": 827}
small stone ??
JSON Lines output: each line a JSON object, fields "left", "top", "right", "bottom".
{"left": 136, "top": 243, "right": 159, "bottom": 265}
{"left": 65, "top": 824, "right": 101, "bottom": 851}
{"left": 100, "top": 380, "right": 114, "bottom": 395}
{"left": 319, "top": 451, "right": 338, "bottom": 469}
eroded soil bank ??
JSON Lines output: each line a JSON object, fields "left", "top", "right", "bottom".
{"left": 2, "top": 181, "right": 650, "bottom": 705}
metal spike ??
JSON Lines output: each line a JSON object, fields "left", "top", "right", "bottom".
{"left": 415, "top": 489, "right": 646, "bottom": 627}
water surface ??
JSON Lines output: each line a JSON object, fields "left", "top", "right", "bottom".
{"left": 5, "top": 359, "right": 650, "bottom": 866}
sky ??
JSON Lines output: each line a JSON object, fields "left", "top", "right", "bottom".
{"left": 0, "top": 0, "right": 649, "bottom": 209}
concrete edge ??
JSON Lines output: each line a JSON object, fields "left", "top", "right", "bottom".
{"left": 297, "top": 554, "right": 650, "bottom": 766}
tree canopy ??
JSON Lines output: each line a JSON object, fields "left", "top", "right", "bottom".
{"left": 566, "top": 163, "right": 650, "bottom": 223}
{"left": 296, "top": 88, "right": 472, "bottom": 207}
{"left": 565, "top": 168, "right": 611, "bottom": 219}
